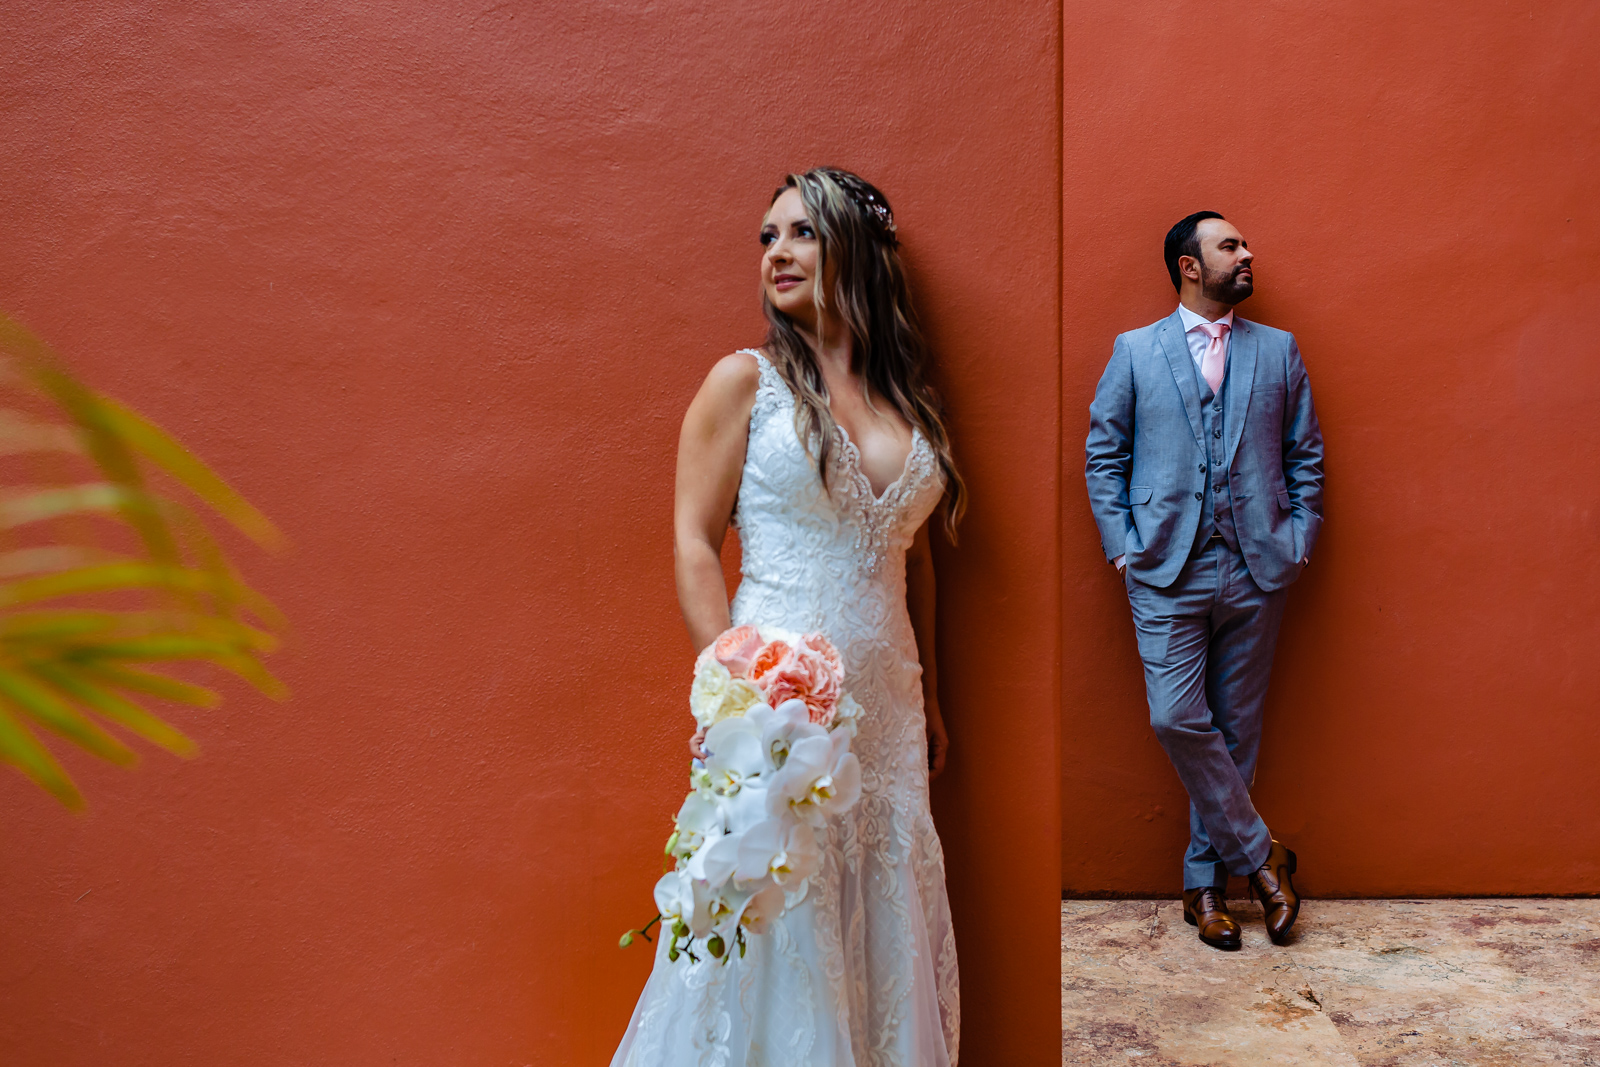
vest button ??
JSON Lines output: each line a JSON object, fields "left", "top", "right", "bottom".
{"left": 1213, "top": 429, "right": 1223, "bottom": 438}
{"left": 1194, "top": 491, "right": 1202, "bottom": 500}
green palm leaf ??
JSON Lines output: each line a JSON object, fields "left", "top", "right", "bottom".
{"left": 0, "top": 311, "right": 286, "bottom": 806}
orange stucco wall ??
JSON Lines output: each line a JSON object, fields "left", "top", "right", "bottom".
{"left": 1060, "top": 1, "right": 1600, "bottom": 896}
{"left": 4, "top": 1, "right": 1595, "bottom": 1063}
{"left": 0, "top": 3, "right": 1060, "bottom": 1065}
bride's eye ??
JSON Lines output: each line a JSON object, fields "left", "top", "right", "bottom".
{"left": 759, "top": 231, "right": 776, "bottom": 247}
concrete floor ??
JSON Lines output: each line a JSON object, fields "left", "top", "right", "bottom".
{"left": 1061, "top": 898, "right": 1600, "bottom": 1066}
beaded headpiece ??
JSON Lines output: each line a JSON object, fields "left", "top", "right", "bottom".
{"left": 820, "top": 169, "right": 898, "bottom": 244}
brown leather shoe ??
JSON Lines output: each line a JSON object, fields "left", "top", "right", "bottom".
{"left": 1182, "top": 887, "right": 1242, "bottom": 950}
{"left": 1248, "top": 839, "right": 1301, "bottom": 944}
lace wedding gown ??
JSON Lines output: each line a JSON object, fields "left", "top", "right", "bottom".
{"left": 612, "top": 351, "right": 959, "bottom": 1067}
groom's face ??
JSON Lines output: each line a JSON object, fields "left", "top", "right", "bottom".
{"left": 1194, "top": 218, "right": 1255, "bottom": 305}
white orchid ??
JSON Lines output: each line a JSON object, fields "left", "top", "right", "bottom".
{"left": 702, "top": 717, "right": 766, "bottom": 793}
{"left": 766, "top": 729, "right": 861, "bottom": 825}
{"left": 671, "top": 791, "right": 723, "bottom": 860}
{"left": 747, "top": 698, "right": 827, "bottom": 770}
{"left": 720, "top": 778, "right": 770, "bottom": 834}
{"left": 686, "top": 829, "right": 742, "bottom": 891}
{"left": 633, "top": 625, "right": 867, "bottom": 968}
{"left": 734, "top": 881, "right": 788, "bottom": 935}
{"left": 734, "top": 817, "right": 820, "bottom": 887}
{"left": 654, "top": 869, "right": 712, "bottom": 937}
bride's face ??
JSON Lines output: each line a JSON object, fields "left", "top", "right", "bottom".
{"left": 760, "top": 188, "right": 822, "bottom": 328}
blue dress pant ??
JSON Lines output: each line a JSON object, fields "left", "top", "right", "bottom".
{"left": 1125, "top": 539, "right": 1288, "bottom": 889}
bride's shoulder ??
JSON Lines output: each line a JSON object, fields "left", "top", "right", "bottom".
{"left": 685, "top": 350, "right": 764, "bottom": 426}
{"left": 708, "top": 348, "right": 764, "bottom": 386}
{"left": 704, "top": 349, "right": 765, "bottom": 399}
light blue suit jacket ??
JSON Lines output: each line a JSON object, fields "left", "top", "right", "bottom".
{"left": 1085, "top": 310, "right": 1325, "bottom": 592}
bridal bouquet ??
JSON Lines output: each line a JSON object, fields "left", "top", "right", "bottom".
{"left": 622, "top": 625, "right": 862, "bottom": 965}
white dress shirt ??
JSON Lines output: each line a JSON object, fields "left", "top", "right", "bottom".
{"left": 1176, "top": 303, "right": 1235, "bottom": 369}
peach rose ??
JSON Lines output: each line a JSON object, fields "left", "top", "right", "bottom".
{"left": 710, "top": 624, "right": 764, "bottom": 678}
{"left": 760, "top": 637, "right": 843, "bottom": 727}
{"left": 799, "top": 633, "right": 841, "bottom": 678}
{"left": 748, "top": 640, "right": 792, "bottom": 689}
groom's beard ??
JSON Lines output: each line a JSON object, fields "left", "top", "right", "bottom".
{"left": 1202, "top": 263, "right": 1254, "bottom": 305}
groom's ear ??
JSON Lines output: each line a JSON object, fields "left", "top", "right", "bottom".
{"left": 1178, "top": 253, "right": 1204, "bottom": 285}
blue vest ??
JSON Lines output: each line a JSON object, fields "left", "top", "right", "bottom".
{"left": 1192, "top": 356, "right": 1241, "bottom": 555}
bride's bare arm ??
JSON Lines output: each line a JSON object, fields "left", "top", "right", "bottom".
{"left": 675, "top": 353, "right": 760, "bottom": 656}
{"left": 905, "top": 520, "right": 948, "bottom": 779}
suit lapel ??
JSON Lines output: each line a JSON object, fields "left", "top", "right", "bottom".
{"left": 1155, "top": 311, "right": 1204, "bottom": 448}
{"left": 1223, "top": 319, "right": 1257, "bottom": 470}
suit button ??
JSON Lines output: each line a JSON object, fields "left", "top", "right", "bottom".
{"left": 1194, "top": 491, "right": 1202, "bottom": 500}
{"left": 1198, "top": 465, "right": 1206, "bottom": 473}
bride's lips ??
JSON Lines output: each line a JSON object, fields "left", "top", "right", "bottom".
{"left": 772, "top": 274, "right": 804, "bottom": 292}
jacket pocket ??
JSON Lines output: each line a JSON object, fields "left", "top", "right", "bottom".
{"left": 1276, "top": 489, "right": 1292, "bottom": 510}
{"left": 1130, "top": 486, "right": 1154, "bottom": 505}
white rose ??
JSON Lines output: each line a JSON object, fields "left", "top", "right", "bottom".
{"left": 689, "top": 658, "right": 734, "bottom": 728}
{"left": 690, "top": 662, "right": 767, "bottom": 728}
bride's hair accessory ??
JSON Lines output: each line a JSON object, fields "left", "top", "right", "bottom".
{"left": 819, "top": 168, "right": 898, "bottom": 244}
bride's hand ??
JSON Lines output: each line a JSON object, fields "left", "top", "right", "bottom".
{"left": 689, "top": 725, "right": 708, "bottom": 761}
{"left": 926, "top": 714, "right": 949, "bottom": 780}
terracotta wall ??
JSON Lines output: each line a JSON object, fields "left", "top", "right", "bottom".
{"left": 0, "top": 3, "right": 1060, "bottom": 1065}
{"left": 1060, "top": 0, "right": 1600, "bottom": 895}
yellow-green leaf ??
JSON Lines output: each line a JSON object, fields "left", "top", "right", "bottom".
{"left": 0, "top": 546, "right": 108, "bottom": 581}
{"left": 0, "top": 562, "right": 216, "bottom": 608}
{"left": 0, "top": 702, "right": 82, "bottom": 808}
{"left": 79, "top": 662, "right": 220, "bottom": 707}
{"left": 30, "top": 663, "right": 197, "bottom": 757}
{"left": 0, "top": 484, "right": 144, "bottom": 529}
{"left": 0, "top": 666, "right": 135, "bottom": 765}
{"left": 92, "top": 397, "right": 284, "bottom": 551}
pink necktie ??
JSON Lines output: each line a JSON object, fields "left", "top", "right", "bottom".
{"left": 1199, "top": 321, "right": 1229, "bottom": 394}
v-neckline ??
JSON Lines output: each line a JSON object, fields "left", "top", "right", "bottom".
{"left": 746, "top": 349, "right": 923, "bottom": 507}
{"left": 834, "top": 421, "right": 922, "bottom": 505}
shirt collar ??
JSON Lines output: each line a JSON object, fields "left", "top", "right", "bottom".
{"left": 1177, "top": 303, "right": 1235, "bottom": 333}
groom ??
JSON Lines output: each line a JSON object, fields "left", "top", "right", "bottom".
{"left": 1085, "top": 212, "right": 1324, "bottom": 950}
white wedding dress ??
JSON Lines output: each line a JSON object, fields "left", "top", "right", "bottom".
{"left": 612, "top": 351, "right": 959, "bottom": 1067}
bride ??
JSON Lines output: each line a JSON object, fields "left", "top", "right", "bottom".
{"left": 612, "top": 167, "right": 965, "bottom": 1067}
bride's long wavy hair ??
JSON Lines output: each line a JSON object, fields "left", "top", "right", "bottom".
{"left": 761, "top": 167, "right": 967, "bottom": 540}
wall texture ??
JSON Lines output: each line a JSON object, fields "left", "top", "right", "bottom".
{"left": 5, "top": 0, "right": 1594, "bottom": 1061}
{"left": 0, "top": 3, "right": 1061, "bottom": 1065}
{"left": 1060, "top": 0, "right": 1600, "bottom": 895}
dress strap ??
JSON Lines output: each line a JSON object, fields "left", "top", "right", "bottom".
{"left": 737, "top": 347, "right": 790, "bottom": 424}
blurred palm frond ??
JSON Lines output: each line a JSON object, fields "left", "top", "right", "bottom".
{"left": 0, "top": 313, "right": 285, "bottom": 807}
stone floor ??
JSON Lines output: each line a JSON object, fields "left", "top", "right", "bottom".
{"left": 1062, "top": 898, "right": 1600, "bottom": 1066}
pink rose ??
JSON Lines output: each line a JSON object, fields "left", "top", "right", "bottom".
{"left": 800, "top": 633, "right": 842, "bottom": 678}
{"left": 710, "top": 625, "right": 764, "bottom": 678}
{"left": 749, "top": 640, "right": 792, "bottom": 690}
{"left": 759, "top": 635, "right": 843, "bottom": 727}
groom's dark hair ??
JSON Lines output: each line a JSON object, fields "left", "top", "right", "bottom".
{"left": 1165, "top": 211, "right": 1226, "bottom": 292}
